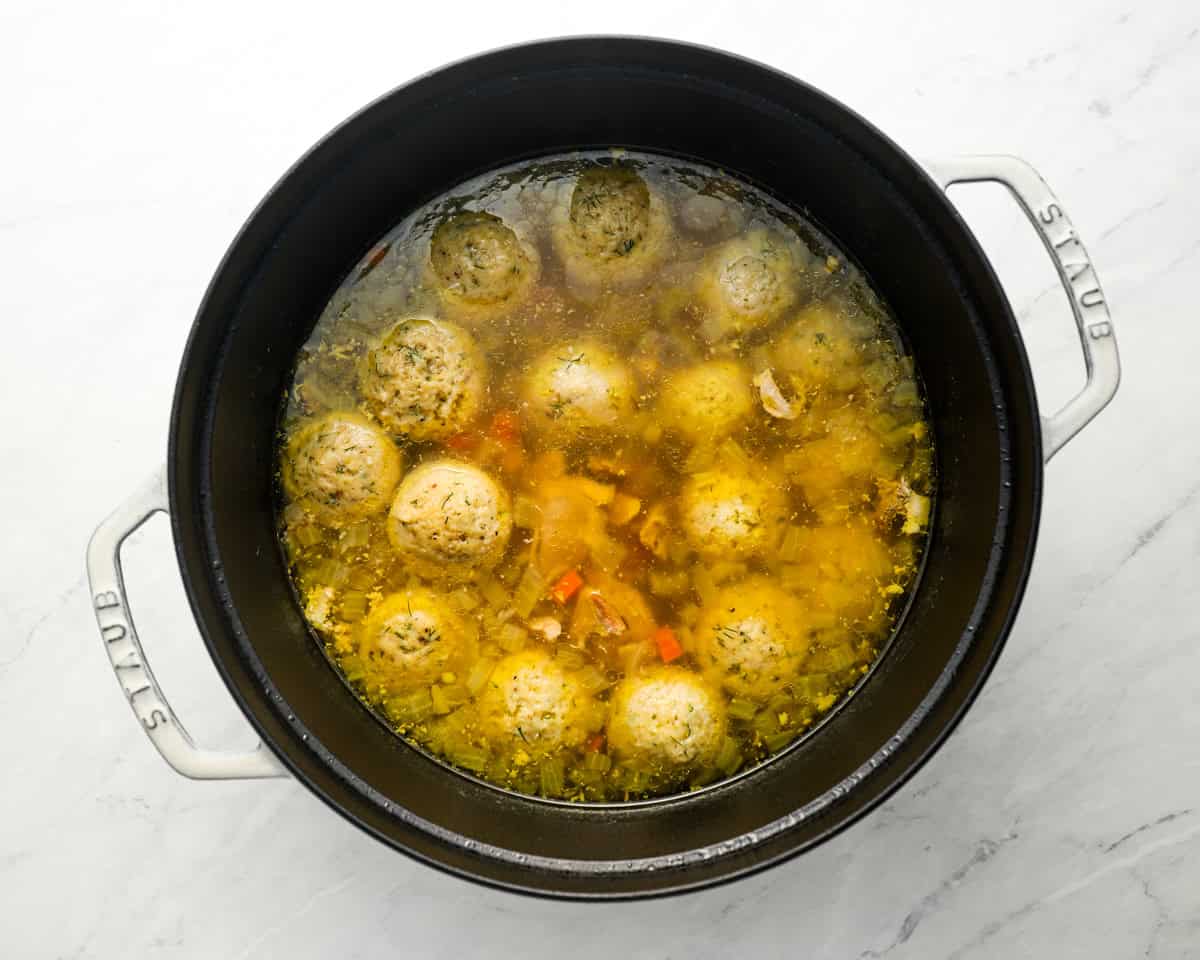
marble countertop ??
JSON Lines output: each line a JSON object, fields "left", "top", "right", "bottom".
{"left": 4, "top": 0, "right": 1197, "bottom": 956}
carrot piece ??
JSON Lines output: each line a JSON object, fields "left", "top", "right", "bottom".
{"left": 357, "top": 242, "right": 391, "bottom": 279}
{"left": 654, "top": 626, "right": 684, "bottom": 664}
{"left": 445, "top": 432, "right": 478, "bottom": 452}
{"left": 549, "top": 569, "right": 584, "bottom": 605}
{"left": 490, "top": 409, "right": 521, "bottom": 444}
{"left": 585, "top": 733, "right": 605, "bottom": 753}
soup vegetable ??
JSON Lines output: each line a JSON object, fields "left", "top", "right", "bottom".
{"left": 276, "top": 151, "right": 934, "bottom": 802}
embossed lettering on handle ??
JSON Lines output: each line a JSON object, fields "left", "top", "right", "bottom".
{"left": 925, "top": 155, "right": 1121, "bottom": 461}
{"left": 86, "top": 468, "right": 287, "bottom": 780}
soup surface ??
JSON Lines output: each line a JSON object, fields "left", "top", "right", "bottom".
{"left": 276, "top": 151, "right": 934, "bottom": 802}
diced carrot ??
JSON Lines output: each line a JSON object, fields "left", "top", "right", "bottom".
{"left": 586, "top": 733, "right": 605, "bottom": 753}
{"left": 654, "top": 626, "right": 684, "bottom": 664}
{"left": 490, "top": 409, "right": 521, "bottom": 444}
{"left": 445, "top": 432, "right": 478, "bottom": 452}
{"left": 549, "top": 569, "right": 584, "bottom": 605}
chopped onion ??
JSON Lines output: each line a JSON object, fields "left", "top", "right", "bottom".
{"left": 903, "top": 492, "right": 932, "bottom": 534}
{"left": 753, "top": 368, "right": 798, "bottom": 420}
{"left": 528, "top": 616, "right": 563, "bottom": 641}
{"left": 589, "top": 593, "right": 628, "bottom": 636}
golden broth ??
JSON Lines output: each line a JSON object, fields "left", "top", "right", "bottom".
{"left": 276, "top": 151, "right": 934, "bottom": 802}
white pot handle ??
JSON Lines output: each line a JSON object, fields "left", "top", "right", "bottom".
{"left": 86, "top": 467, "right": 288, "bottom": 780}
{"left": 925, "top": 155, "right": 1121, "bottom": 462}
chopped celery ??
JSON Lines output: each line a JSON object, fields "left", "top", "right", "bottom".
{"left": 862, "top": 359, "right": 897, "bottom": 393}
{"left": 465, "top": 657, "right": 497, "bottom": 696}
{"left": 576, "top": 666, "right": 612, "bottom": 695}
{"left": 576, "top": 477, "right": 616, "bottom": 505}
{"left": 281, "top": 501, "right": 309, "bottom": 528}
{"left": 649, "top": 569, "right": 691, "bottom": 598}
{"left": 512, "top": 566, "right": 545, "bottom": 618}
{"left": 430, "top": 685, "right": 451, "bottom": 715}
{"left": 339, "top": 522, "right": 370, "bottom": 553}
{"left": 556, "top": 646, "right": 586, "bottom": 670}
{"left": 690, "top": 766, "right": 720, "bottom": 788}
{"left": 623, "top": 768, "right": 651, "bottom": 795}
{"left": 346, "top": 565, "right": 376, "bottom": 591}
{"left": 309, "top": 558, "right": 348, "bottom": 587}
{"left": 449, "top": 587, "right": 481, "bottom": 612}
{"left": 717, "top": 438, "right": 753, "bottom": 472}
{"left": 591, "top": 535, "right": 627, "bottom": 572}
{"left": 584, "top": 750, "right": 612, "bottom": 773}
{"left": 777, "top": 526, "right": 807, "bottom": 564}
{"left": 709, "top": 561, "right": 747, "bottom": 586}
{"left": 684, "top": 444, "right": 715, "bottom": 474}
{"left": 480, "top": 577, "right": 510, "bottom": 610}
{"left": 449, "top": 744, "right": 489, "bottom": 773}
{"left": 512, "top": 495, "right": 541, "bottom": 529}
{"left": 440, "top": 684, "right": 471, "bottom": 709}
{"left": 498, "top": 622, "right": 528, "bottom": 653}
{"left": 780, "top": 564, "right": 809, "bottom": 590}
{"left": 539, "top": 757, "right": 565, "bottom": 797}
{"left": 570, "top": 768, "right": 601, "bottom": 788}
{"left": 892, "top": 379, "right": 920, "bottom": 407}
{"left": 387, "top": 688, "right": 434, "bottom": 723}
{"left": 608, "top": 493, "right": 642, "bottom": 526}
{"left": 668, "top": 537, "right": 693, "bottom": 566}
{"left": 717, "top": 744, "right": 743, "bottom": 776}
{"left": 676, "top": 625, "right": 695, "bottom": 655}
{"left": 764, "top": 729, "right": 795, "bottom": 752}
{"left": 813, "top": 643, "right": 858, "bottom": 673}
{"left": 714, "top": 736, "right": 739, "bottom": 771}
{"left": 693, "top": 566, "right": 718, "bottom": 606}
{"left": 292, "top": 524, "right": 323, "bottom": 549}
{"left": 727, "top": 698, "right": 757, "bottom": 722}
{"left": 338, "top": 591, "right": 370, "bottom": 621}
{"left": 341, "top": 655, "right": 368, "bottom": 685}
{"left": 780, "top": 449, "right": 808, "bottom": 476}
{"left": 792, "top": 673, "right": 831, "bottom": 699}
{"left": 752, "top": 709, "right": 780, "bottom": 737}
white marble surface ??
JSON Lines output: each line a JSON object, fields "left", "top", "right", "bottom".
{"left": 3, "top": 0, "right": 1198, "bottom": 955}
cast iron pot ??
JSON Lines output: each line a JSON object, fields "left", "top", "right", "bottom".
{"left": 87, "top": 37, "right": 1120, "bottom": 899}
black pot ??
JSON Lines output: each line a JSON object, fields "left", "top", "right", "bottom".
{"left": 87, "top": 37, "right": 1119, "bottom": 899}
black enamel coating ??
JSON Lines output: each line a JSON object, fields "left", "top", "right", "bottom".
{"left": 167, "top": 38, "right": 1042, "bottom": 898}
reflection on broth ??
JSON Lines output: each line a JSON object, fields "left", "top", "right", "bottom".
{"left": 276, "top": 151, "right": 935, "bottom": 802}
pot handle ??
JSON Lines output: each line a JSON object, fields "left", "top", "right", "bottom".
{"left": 925, "top": 155, "right": 1120, "bottom": 462}
{"left": 86, "top": 467, "right": 288, "bottom": 780}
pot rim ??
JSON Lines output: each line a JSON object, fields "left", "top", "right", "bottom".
{"left": 167, "top": 34, "right": 1043, "bottom": 899}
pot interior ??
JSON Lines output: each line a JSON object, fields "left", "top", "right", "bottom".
{"left": 170, "top": 39, "right": 1041, "bottom": 896}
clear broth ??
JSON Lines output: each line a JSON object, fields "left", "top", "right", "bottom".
{"left": 275, "top": 150, "right": 935, "bottom": 802}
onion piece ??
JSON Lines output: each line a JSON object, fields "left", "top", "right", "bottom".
{"left": 902, "top": 491, "right": 931, "bottom": 534}
{"left": 753, "top": 368, "right": 798, "bottom": 420}
{"left": 528, "top": 616, "right": 563, "bottom": 641}
{"left": 589, "top": 593, "right": 629, "bottom": 637}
